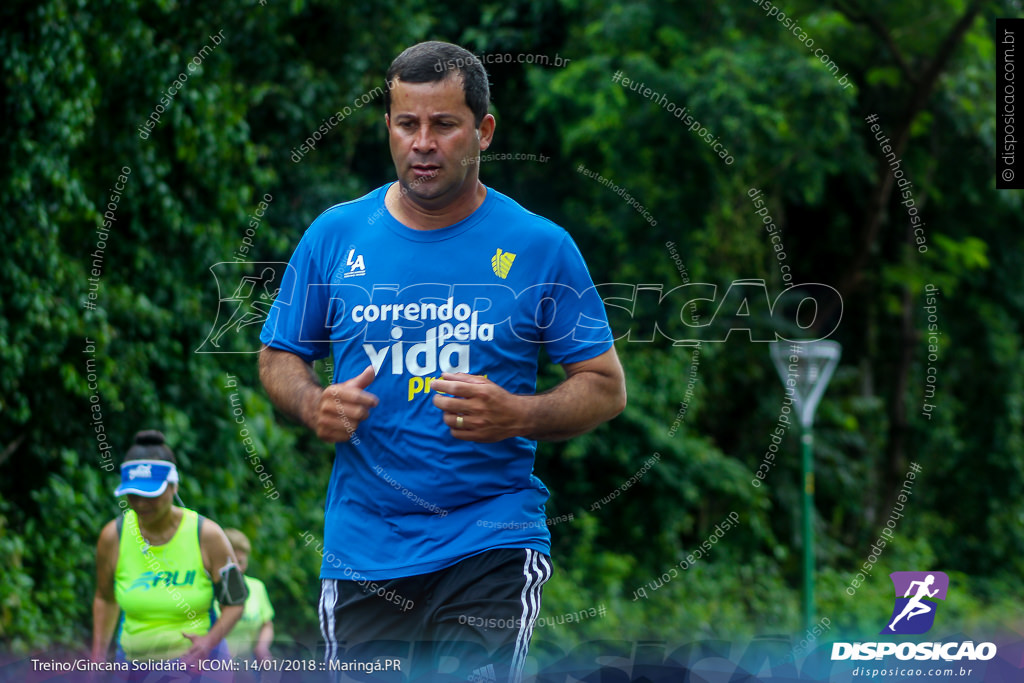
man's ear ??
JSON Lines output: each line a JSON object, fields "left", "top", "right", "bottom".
{"left": 477, "top": 113, "right": 496, "bottom": 152}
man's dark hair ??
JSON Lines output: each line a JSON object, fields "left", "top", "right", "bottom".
{"left": 384, "top": 41, "right": 490, "bottom": 127}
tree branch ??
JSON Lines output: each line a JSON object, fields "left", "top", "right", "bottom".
{"left": 832, "top": 1, "right": 917, "bottom": 83}
{"left": 900, "top": 0, "right": 983, "bottom": 130}
{"left": 0, "top": 434, "right": 26, "bottom": 468}
{"left": 829, "top": 1, "right": 983, "bottom": 312}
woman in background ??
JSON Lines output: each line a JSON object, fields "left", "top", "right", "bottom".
{"left": 92, "top": 430, "right": 247, "bottom": 680}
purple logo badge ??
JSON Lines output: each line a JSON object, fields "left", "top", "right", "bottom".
{"left": 881, "top": 571, "right": 949, "bottom": 635}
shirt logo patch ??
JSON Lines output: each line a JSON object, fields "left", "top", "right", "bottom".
{"left": 344, "top": 247, "right": 366, "bottom": 278}
{"left": 128, "top": 570, "right": 197, "bottom": 591}
{"left": 491, "top": 248, "right": 516, "bottom": 279}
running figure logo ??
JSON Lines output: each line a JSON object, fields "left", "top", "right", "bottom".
{"left": 882, "top": 571, "right": 949, "bottom": 635}
{"left": 197, "top": 262, "right": 288, "bottom": 353}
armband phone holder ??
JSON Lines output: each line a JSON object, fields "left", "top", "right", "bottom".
{"left": 218, "top": 562, "right": 249, "bottom": 606}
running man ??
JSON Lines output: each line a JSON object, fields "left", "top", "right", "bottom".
{"left": 259, "top": 41, "right": 625, "bottom": 682}
{"left": 209, "top": 267, "right": 279, "bottom": 348}
{"left": 887, "top": 574, "right": 939, "bottom": 631}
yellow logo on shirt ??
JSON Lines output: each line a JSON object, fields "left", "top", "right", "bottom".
{"left": 491, "top": 249, "right": 516, "bottom": 279}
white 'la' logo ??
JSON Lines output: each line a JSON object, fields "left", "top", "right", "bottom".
{"left": 345, "top": 248, "right": 366, "bottom": 277}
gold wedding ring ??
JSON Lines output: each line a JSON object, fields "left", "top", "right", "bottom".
{"left": 456, "top": 416, "right": 465, "bottom": 429}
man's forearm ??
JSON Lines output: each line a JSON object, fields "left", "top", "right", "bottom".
{"left": 258, "top": 346, "right": 321, "bottom": 429}
{"left": 521, "top": 367, "right": 626, "bottom": 441}
{"left": 431, "top": 347, "right": 626, "bottom": 443}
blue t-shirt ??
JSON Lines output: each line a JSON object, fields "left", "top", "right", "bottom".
{"left": 260, "top": 183, "right": 612, "bottom": 580}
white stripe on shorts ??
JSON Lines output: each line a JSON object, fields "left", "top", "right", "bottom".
{"left": 510, "top": 549, "right": 552, "bottom": 683}
{"left": 319, "top": 578, "right": 339, "bottom": 662}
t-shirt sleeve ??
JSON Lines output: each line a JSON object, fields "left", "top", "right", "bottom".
{"left": 259, "top": 230, "right": 332, "bottom": 362}
{"left": 257, "top": 581, "right": 275, "bottom": 622}
{"left": 538, "top": 232, "right": 613, "bottom": 365}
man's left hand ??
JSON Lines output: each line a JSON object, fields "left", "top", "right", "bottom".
{"left": 431, "top": 373, "right": 526, "bottom": 442}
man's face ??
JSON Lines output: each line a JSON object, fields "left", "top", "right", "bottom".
{"left": 386, "top": 74, "right": 494, "bottom": 206}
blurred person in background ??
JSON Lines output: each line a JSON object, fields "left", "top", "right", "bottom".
{"left": 221, "top": 528, "right": 275, "bottom": 663}
{"left": 92, "top": 430, "right": 248, "bottom": 680}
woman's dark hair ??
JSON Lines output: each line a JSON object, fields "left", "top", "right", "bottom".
{"left": 123, "top": 430, "right": 177, "bottom": 464}
{"left": 384, "top": 41, "right": 490, "bottom": 127}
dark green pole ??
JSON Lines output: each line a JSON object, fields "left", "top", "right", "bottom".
{"left": 801, "top": 429, "right": 814, "bottom": 631}
{"left": 770, "top": 339, "right": 839, "bottom": 633}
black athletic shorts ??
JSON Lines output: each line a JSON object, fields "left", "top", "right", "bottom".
{"left": 318, "top": 548, "right": 552, "bottom": 683}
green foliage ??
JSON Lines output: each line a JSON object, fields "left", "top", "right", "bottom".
{"left": 1, "top": 0, "right": 1019, "bottom": 656}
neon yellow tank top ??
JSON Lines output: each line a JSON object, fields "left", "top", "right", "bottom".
{"left": 114, "top": 508, "right": 215, "bottom": 660}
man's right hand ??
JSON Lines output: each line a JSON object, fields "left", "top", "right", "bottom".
{"left": 310, "top": 365, "right": 378, "bottom": 442}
